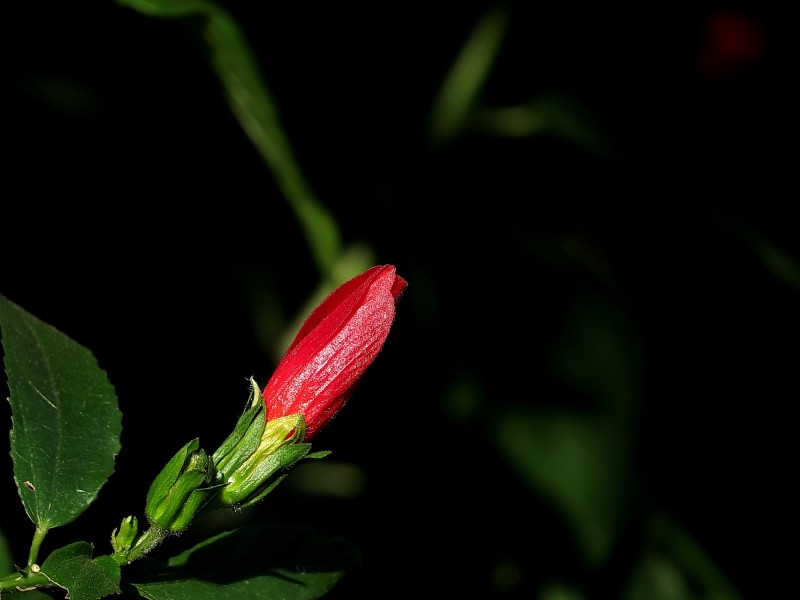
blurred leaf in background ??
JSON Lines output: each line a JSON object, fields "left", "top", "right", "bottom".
{"left": 494, "top": 289, "right": 641, "bottom": 568}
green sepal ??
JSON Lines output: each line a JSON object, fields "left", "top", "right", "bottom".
{"left": 149, "top": 456, "right": 209, "bottom": 529}
{"left": 237, "top": 444, "right": 331, "bottom": 508}
{"left": 223, "top": 443, "right": 312, "bottom": 508}
{"left": 307, "top": 450, "right": 333, "bottom": 459}
{"left": 237, "top": 447, "right": 331, "bottom": 508}
{"left": 237, "top": 474, "right": 289, "bottom": 510}
{"left": 169, "top": 486, "right": 214, "bottom": 533}
{"left": 146, "top": 438, "right": 201, "bottom": 511}
{"left": 211, "top": 379, "right": 266, "bottom": 479}
{"left": 212, "top": 405, "right": 265, "bottom": 479}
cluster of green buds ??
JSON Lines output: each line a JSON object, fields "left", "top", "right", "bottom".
{"left": 111, "top": 439, "right": 217, "bottom": 564}
{"left": 111, "top": 381, "right": 328, "bottom": 564}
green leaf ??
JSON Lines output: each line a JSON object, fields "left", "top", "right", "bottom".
{"left": 128, "top": 525, "right": 361, "bottom": 600}
{"left": 492, "top": 291, "right": 642, "bottom": 566}
{"left": 0, "top": 293, "right": 122, "bottom": 531}
{"left": 39, "top": 542, "right": 121, "bottom": 600}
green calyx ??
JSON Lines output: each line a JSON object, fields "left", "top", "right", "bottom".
{"left": 210, "top": 378, "right": 324, "bottom": 510}
{"left": 218, "top": 413, "right": 312, "bottom": 509}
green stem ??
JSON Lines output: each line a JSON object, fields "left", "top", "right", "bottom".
{"left": 0, "top": 568, "right": 53, "bottom": 593}
{"left": 27, "top": 524, "right": 48, "bottom": 568}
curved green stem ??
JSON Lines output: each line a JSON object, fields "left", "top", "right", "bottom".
{"left": 117, "top": 0, "right": 344, "bottom": 280}
{"left": 27, "top": 524, "right": 48, "bottom": 568}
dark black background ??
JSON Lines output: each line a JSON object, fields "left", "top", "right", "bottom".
{"left": 1, "top": 2, "right": 796, "bottom": 598}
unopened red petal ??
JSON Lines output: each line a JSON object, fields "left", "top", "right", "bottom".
{"left": 262, "top": 264, "right": 406, "bottom": 440}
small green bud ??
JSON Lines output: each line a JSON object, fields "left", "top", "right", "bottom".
{"left": 111, "top": 515, "right": 138, "bottom": 555}
{"left": 144, "top": 438, "right": 213, "bottom": 533}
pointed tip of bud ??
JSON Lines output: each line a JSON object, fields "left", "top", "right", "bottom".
{"left": 111, "top": 515, "right": 138, "bottom": 556}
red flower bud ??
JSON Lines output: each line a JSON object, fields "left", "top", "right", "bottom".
{"left": 262, "top": 264, "right": 407, "bottom": 440}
